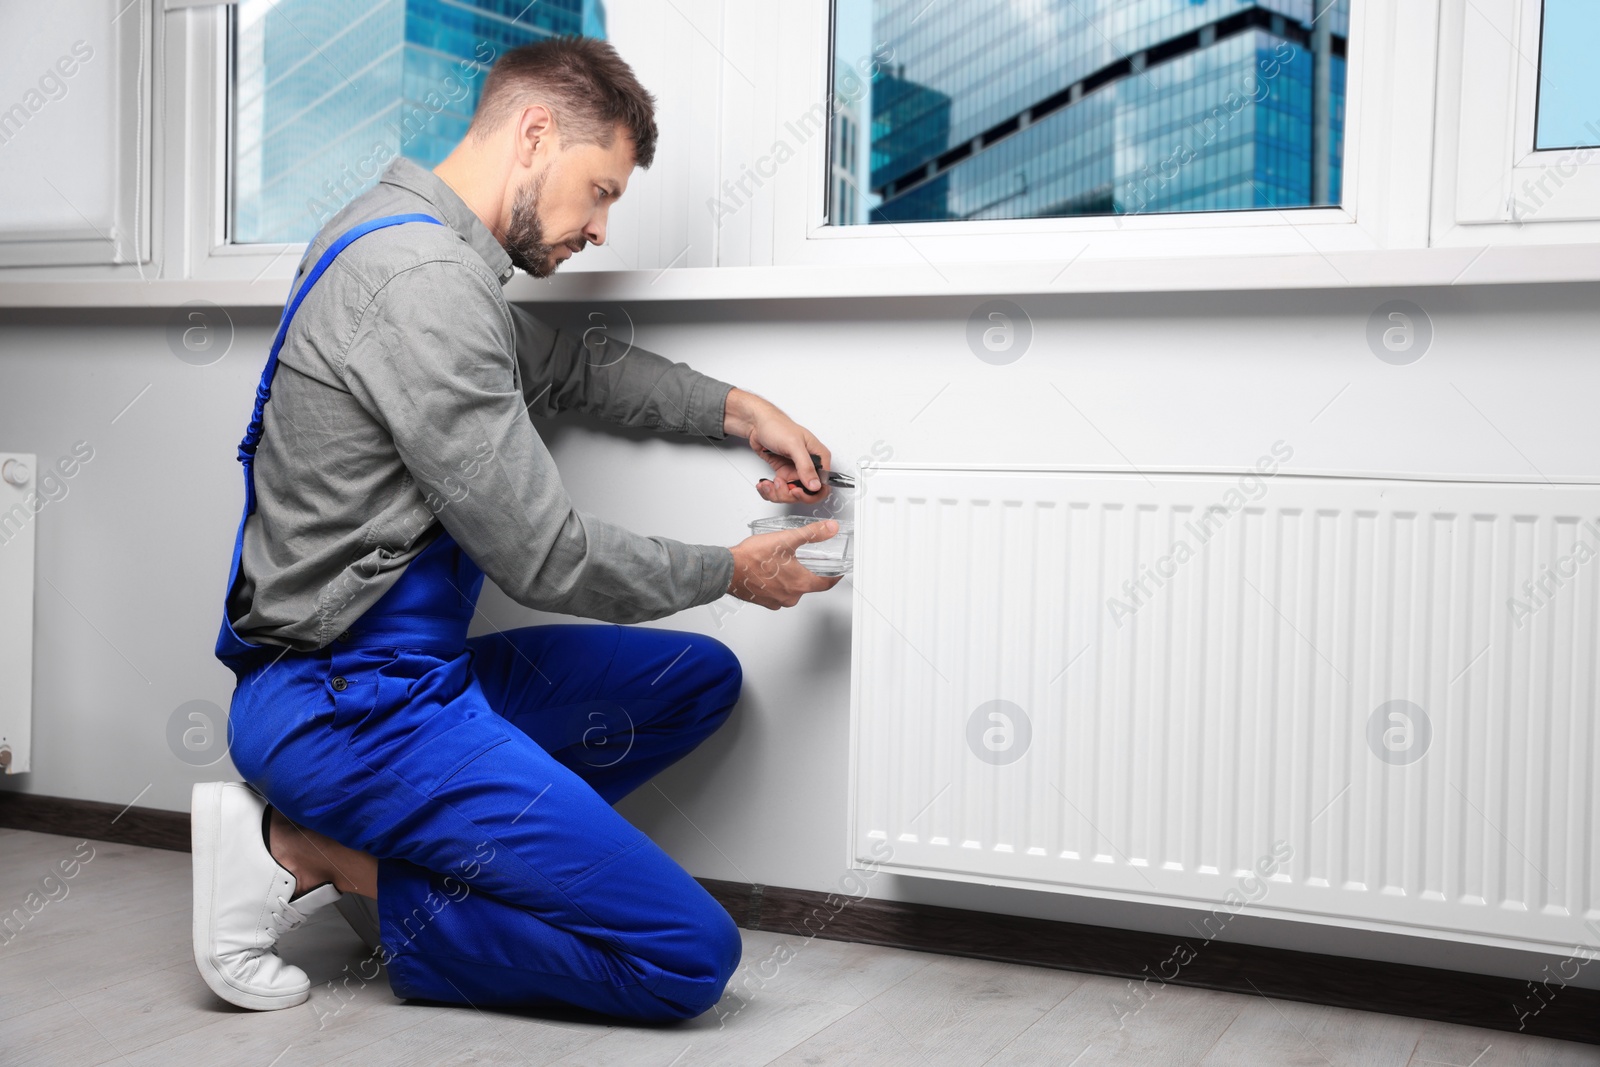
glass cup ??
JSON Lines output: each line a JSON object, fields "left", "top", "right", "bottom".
{"left": 747, "top": 515, "right": 854, "bottom": 577}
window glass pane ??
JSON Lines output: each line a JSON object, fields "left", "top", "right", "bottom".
{"left": 1535, "top": 0, "right": 1600, "bottom": 151}
{"left": 232, "top": 0, "right": 609, "bottom": 244}
{"left": 830, "top": 0, "right": 1349, "bottom": 225}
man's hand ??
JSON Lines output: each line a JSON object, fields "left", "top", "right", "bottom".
{"left": 728, "top": 520, "right": 844, "bottom": 609}
{"left": 723, "top": 387, "right": 834, "bottom": 504}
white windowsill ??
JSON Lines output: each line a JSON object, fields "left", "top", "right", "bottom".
{"left": 1, "top": 241, "right": 1597, "bottom": 309}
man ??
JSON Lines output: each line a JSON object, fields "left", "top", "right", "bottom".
{"left": 192, "top": 35, "right": 841, "bottom": 1021}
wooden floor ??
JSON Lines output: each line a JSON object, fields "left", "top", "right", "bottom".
{"left": 2, "top": 828, "right": 1596, "bottom": 1067}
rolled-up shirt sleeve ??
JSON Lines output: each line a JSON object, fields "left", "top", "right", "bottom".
{"left": 509, "top": 302, "right": 734, "bottom": 439}
{"left": 339, "top": 260, "right": 734, "bottom": 623}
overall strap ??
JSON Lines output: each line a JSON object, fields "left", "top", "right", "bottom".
{"left": 236, "top": 212, "right": 443, "bottom": 515}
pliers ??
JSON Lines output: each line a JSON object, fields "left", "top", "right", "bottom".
{"left": 759, "top": 449, "right": 856, "bottom": 492}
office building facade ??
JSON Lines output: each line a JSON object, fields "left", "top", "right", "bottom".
{"left": 235, "top": 0, "right": 607, "bottom": 243}
{"left": 856, "top": 0, "right": 1348, "bottom": 223}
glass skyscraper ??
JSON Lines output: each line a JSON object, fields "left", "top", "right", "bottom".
{"left": 837, "top": 0, "right": 1348, "bottom": 224}
{"left": 831, "top": 58, "right": 873, "bottom": 226}
{"left": 234, "top": 0, "right": 607, "bottom": 244}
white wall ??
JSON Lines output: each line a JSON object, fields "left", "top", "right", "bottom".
{"left": 3, "top": 283, "right": 1598, "bottom": 990}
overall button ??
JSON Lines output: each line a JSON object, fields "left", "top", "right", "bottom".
{"left": 336, "top": 630, "right": 351, "bottom": 643}
{"left": 330, "top": 676, "right": 348, "bottom": 692}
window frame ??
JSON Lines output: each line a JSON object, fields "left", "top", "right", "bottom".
{"left": 180, "top": 2, "right": 307, "bottom": 287}
{"left": 1433, "top": 0, "right": 1600, "bottom": 245}
{"left": 783, "top": 0, "right": 1370, "bottom": 255}
{"left": 668, "top": 0, "right": 1459, "bottom": 296}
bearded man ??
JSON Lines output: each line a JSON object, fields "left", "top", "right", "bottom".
{"left": 191, "top": 34, "right": 840, "bottom": 1021}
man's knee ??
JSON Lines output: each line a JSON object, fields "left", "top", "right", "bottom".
{"left": 694, "top": 633, "right": 742, "bottom": 707}
{"left": 649, "top": 632, "right": 742, "bottom": 735}
{"left": 676, "top": 900, "right": 743, "bottom": 1018}
{"left": 711, "top": 902, "right": 742, "bottom": 981}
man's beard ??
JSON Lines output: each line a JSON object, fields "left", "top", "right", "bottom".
{"left": 503, "top": 172, "right": 562, "bottom": 278}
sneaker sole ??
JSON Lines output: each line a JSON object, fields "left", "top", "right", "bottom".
{"left": 191, "top": 782, "right": 310, "bottom": 1011}
{"left": 333, "top": 893, "right": 383, "bottom": 953}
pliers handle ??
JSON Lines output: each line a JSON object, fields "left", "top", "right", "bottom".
{"left": 759, "top": 449, "right": 856, "bottom": 491}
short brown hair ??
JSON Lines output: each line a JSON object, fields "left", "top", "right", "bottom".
{"left": 470, "top": 36, "right": 658, "bottom": 169}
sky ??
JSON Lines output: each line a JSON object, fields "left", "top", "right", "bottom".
{"left": 1537, "top": 0, "right": 1600, "bottom": 149}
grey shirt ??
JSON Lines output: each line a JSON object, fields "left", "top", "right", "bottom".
{"left": 228, "top": 157, "right": 737, "bottom": 651}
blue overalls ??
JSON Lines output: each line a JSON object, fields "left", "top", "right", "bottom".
{"left": 214, "top": 214, "right": 744, "bottom": 1021}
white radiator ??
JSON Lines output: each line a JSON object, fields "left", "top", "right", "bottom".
{"left": 0, "top": 453, "right": 36, "bottom": 775}
{"left": 848, "top": 462, "right": 1600, "bottom": 956}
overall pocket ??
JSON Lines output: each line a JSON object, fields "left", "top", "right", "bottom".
{"left": 325, "top": 645, "right": 396, "bottom": 734}
{"left": 385, "top": 714, "right": 512, "bottom": 797}
{"left": 332, "top": 645, "right": 487, "bottom": 782}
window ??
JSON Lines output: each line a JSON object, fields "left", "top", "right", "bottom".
{"left": 1534, "top": 0, "right": 1600, "bottom": 152}
{"left": 1439, "top": 0, "right": 1600, "bottom": 239}
{"left": 230, "top": 0, "right": 609, "bottom": 245}
{"left": 828, "top": 0, "right": 1349, "bottom": 225}
{"left": 8, "top": 0, "right": 1600, "bottom": 302}
{"left": 0, "top": 0, "right": 148, "bottom": 267}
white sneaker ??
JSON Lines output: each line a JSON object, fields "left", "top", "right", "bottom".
{"left": 191, "top": 782, "right": 342, "bottom": 1010}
